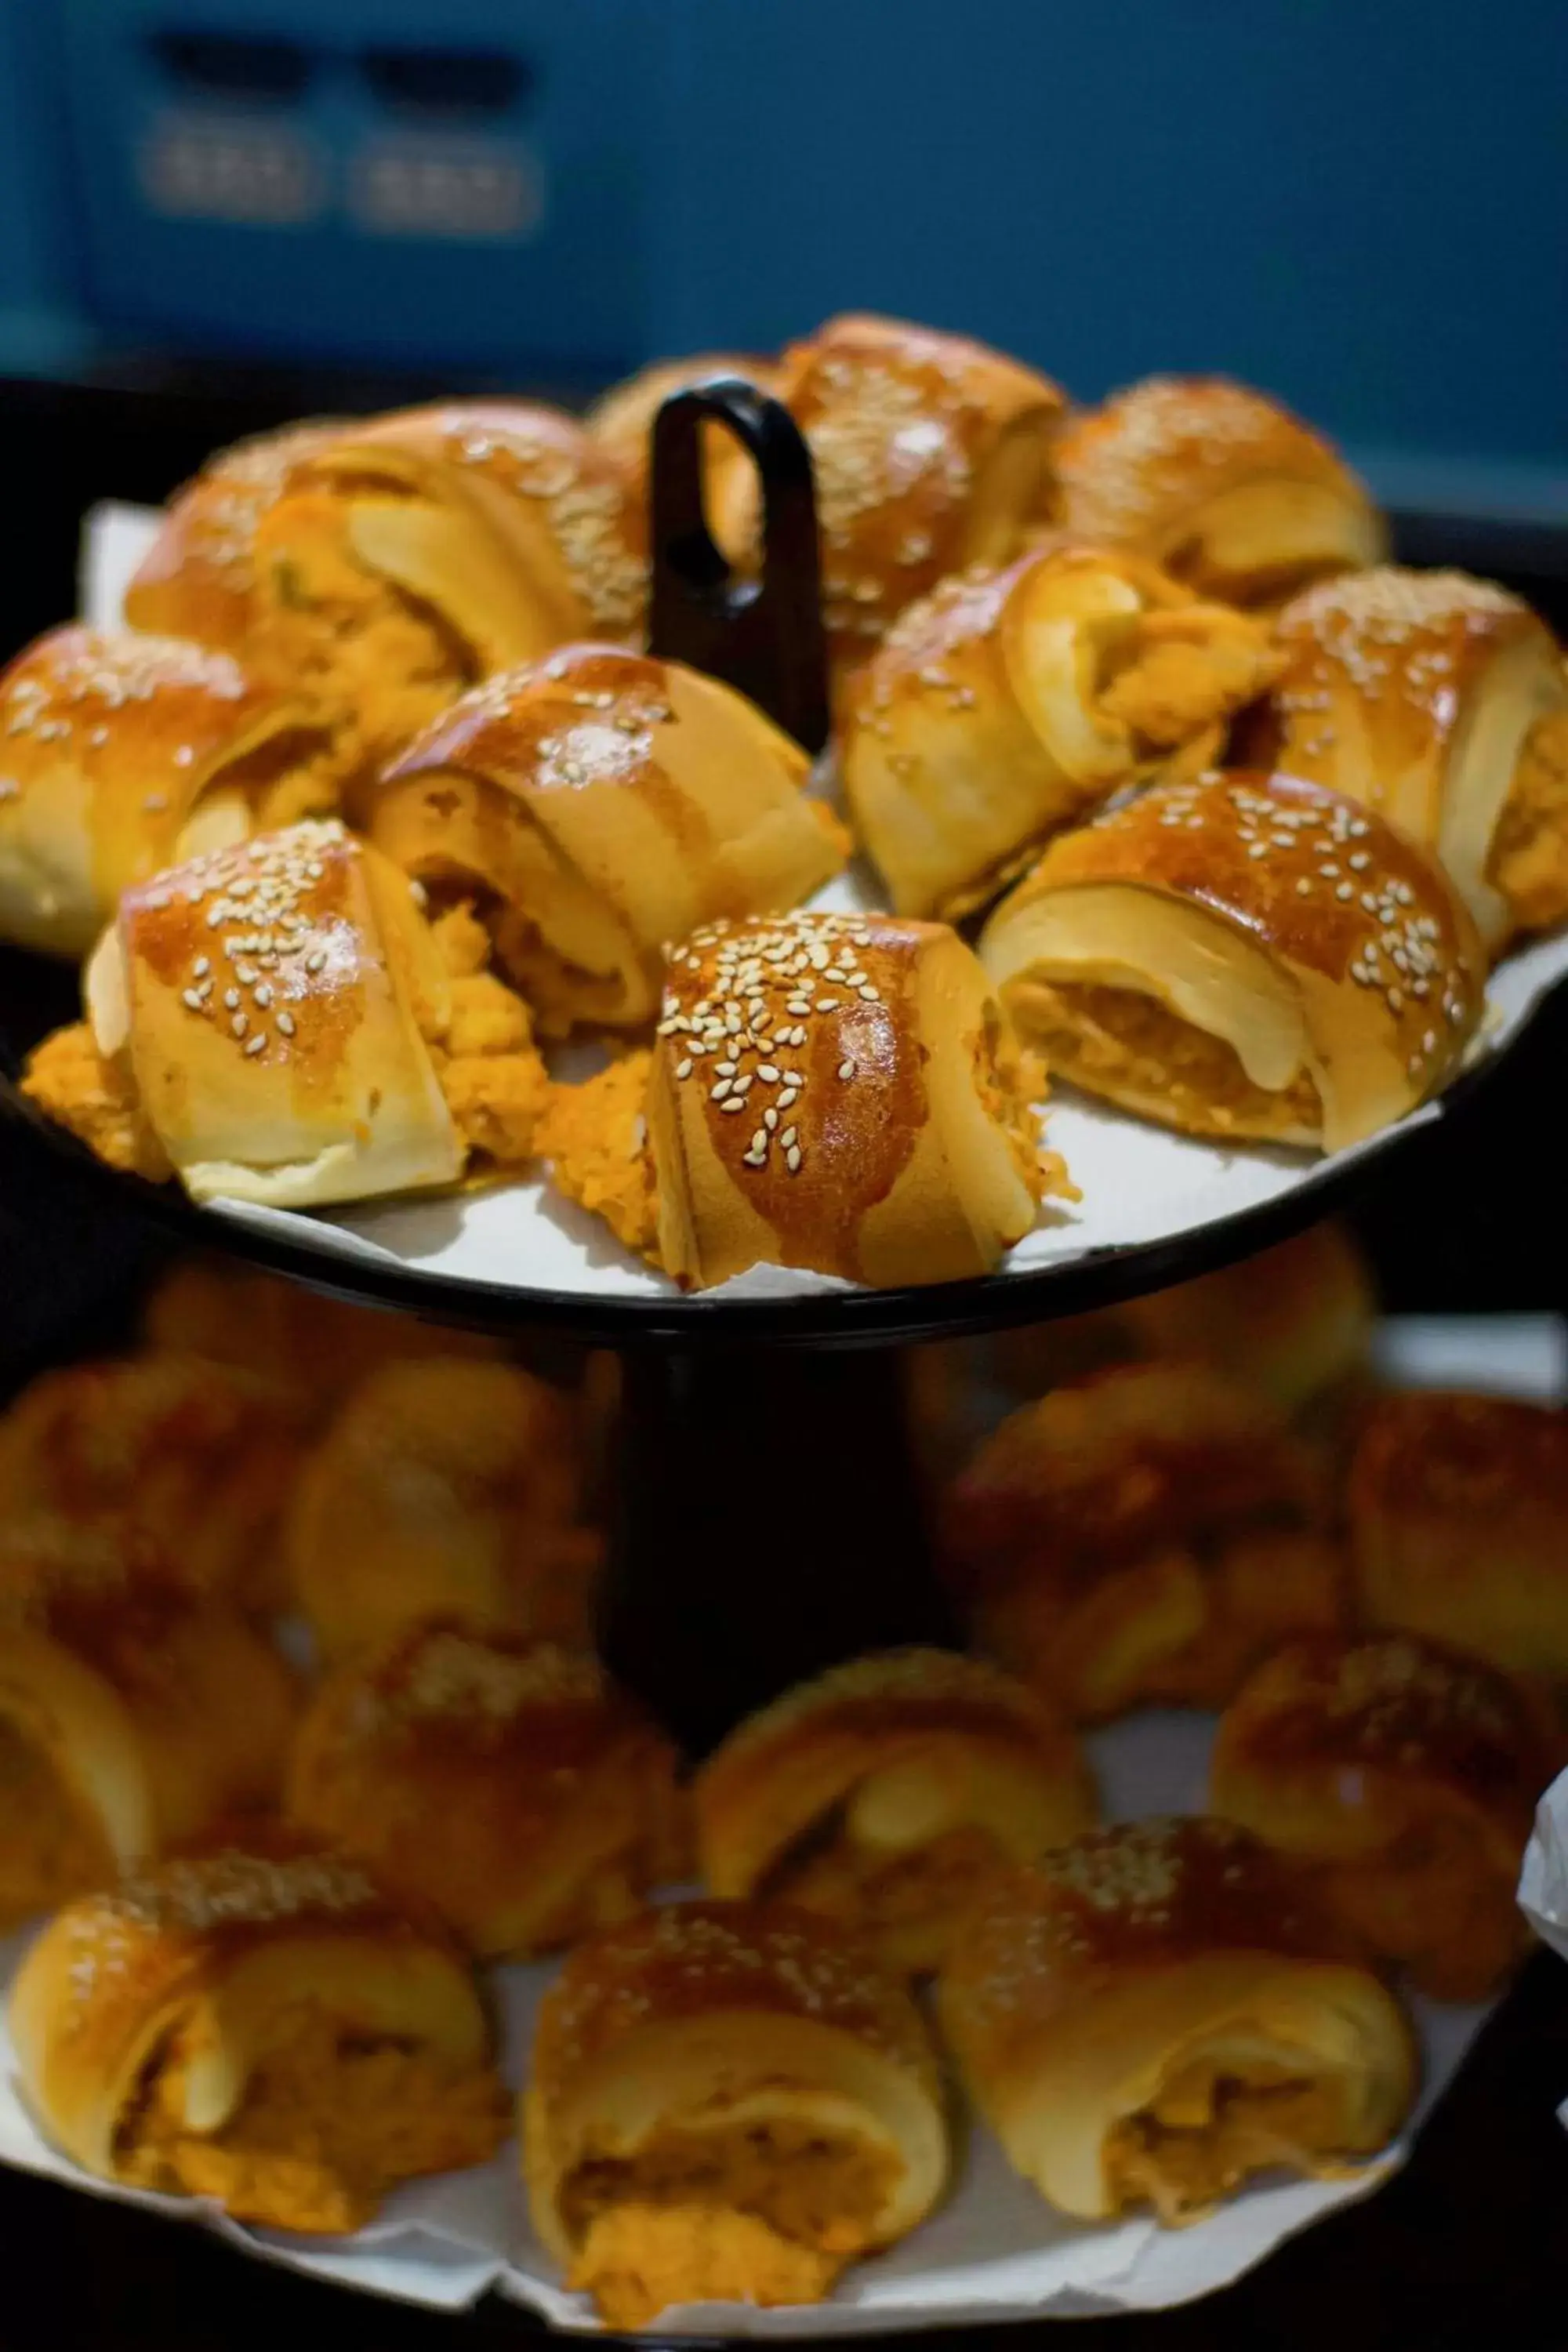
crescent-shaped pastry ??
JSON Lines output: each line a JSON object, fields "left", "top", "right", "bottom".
{"left": 695, "top": 1648, "right": 1094, "bottom": 1972}
{"left": 22, "top": 820, "right": 549, "bottom": 1203}
{"left": 0, "top": 627, "right": 332, "bottom": 956}
{"left": 9, "top": 1846, "right": 508, "bottom": 2232}
{"left": 938, "top": 1817, "right": 1416, "bottom": 2223}
{"left": 1347, "top": 1391, "right": 1568, "bottom": 1682}
{"left": 368, "top": 643, "right": 847, "bottom": 1033}
{"left": 1055, "top": 376, "right": 1386, "bottom": 607}
{"left": 285, "top": 1357, "right": 599, "bottom": 1660}
{"left": 1248, "top": 567, "right": 1568, "bottom": 952}
{"left": 710, "top": 313, "right": 1066, "bottom": 681}
{"left": 843, "top": 543, "right": 1284, "bottom": 918}
{"left": 0, "top": 1559, "right": 295, "bottom": 1927}
{"left": 524, "top": 1899, "right": 949, "bottom": 2326}
{"left": 288, "top": 1626, "right": 683, "bottom": 1958}
{"left": 946, "top": 1360, "right": 1345, "bottom": 1721}
{"left": 1210, "top": 1632, "right": 1552, "bottom": 1999}
{"left": 981, "top": 770, "right": 1485, "bottom": 1152}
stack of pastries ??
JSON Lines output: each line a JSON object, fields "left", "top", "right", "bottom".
{"left": 1, "top": 1226, "right": 1566, "bottom": 2324}
{"left": 5, "top": 309, "right": 1560, "bottom": 1293}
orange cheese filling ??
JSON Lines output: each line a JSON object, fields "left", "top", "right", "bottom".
{"left": 118, "top": 2008, "right": 508, "bottom": 2234}
{"left": 1105, "top": 2063, "right": 1348, "bottom": 2223}
{"left": 20, "top": 1025, "right": 170, "bottom": 1181}
{"left": 563, "top": 2119, "right": 900, "bottom": 2327}
{"left": 535, "top": 1053, "right": 661, "bottom": 1262}
{"left": 1491, "top": 710, "right": 1568, "bottom": 933}
{"left": 0, "top": 1721, "right": 114, "bottom": 1928}
{"left": 1009, "top": 977, "right": 1321, "bottom": 1142}
{"left": 1098, "top": 610, "right": 1283, "bottom": 753}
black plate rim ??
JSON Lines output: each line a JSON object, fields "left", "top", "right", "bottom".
{"left": 2, "top": 956, "right": 1555, "bottom": 1347}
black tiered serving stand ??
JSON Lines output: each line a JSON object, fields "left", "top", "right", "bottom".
{"left": 2, "top": 383, "right": 1567, "bottom": 2345}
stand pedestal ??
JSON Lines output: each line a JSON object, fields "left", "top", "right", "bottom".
{"left": 601, "top": 1346, "right": 956, "bottom": 1755}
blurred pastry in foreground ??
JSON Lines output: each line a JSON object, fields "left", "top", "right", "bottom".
{"left": 710, "top": 312, "right": 1066, "bottom": 680}
{"left": 10, "top": 1847, "right": 508, "bottom": 2232}
{"left": 843, "top": 543, "right": 1283, "bottom": 919}
{"left": 524, "top": 1900, "right": 948, "bottom": 2326}
{"left": 123, "top": 418, "right": 349, "bottom": 655}
{"left": 1210, "top": 1633, "right": 1550, "bottom": 1999}
{"left": 1121, "top": 1221, "right": 1377, "bottom": 1419}
{"left": 948, "top": 1361, "right": 1345, "bottom": 1719}
{"left": 586, "top": 352, "right": 782, "bottom": 499}
{"left": 695, "top": 1650, "right": 1094, "bottom": 1973}
{"left": 982, "top": 771, "right": 1485, "bottom": 1152}
{"left": 0, "top": 1559, "right": 295, "bottom": 1926}
{"left": 286, "top": 1358, "right": 598, "bottom": 1660}
{"left": 240, "top": 401, "right": 647, "bottom": 780}
{"left": 143, "top": 1257, "right": 497, "bottom": 1410}
{"left": 23, "top": 821, "right": 549, "bottom": 1203}
{"left": 0, "top": 1352, "right": 304, "bottom": 1611}
{"left": 939, "top": 1817, "right": 1415, "bottom": 2224}
{"left": 1055, "top": 376, "right": 1385, "bottom": 608}
{"left": 0, "top": 626, "right": 336, "bottom": 956}
{"left": 368, "top": 644, "right": 847, "bottom": 1033}
{"left": 289, "top": 1627, "right": 682, "bottom": 1958}
{"left": 1348, "top": 1392, "right": 1568, "bottom": 1681}
{"left": 1247, "top": 567, "right": 1568, "bottom": 953}
{"left": 545, "top": 909, "right": 1069, "bottom": 1290}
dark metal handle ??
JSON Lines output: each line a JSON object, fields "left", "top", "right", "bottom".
{"left": 648, "top": 376, "right": 831, "bottom": 757}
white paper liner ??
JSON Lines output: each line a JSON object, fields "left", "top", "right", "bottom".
{"left": 76, "top": 503, "right": 1568, "bottom": 1313}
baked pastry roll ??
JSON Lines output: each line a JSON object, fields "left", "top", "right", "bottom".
{"left": 1348, "top": 1392, "right": 1568, "bottom": 1681}
{"left": 524, "top": 1899, "right": 948, "bottom": 2326}
{"left": 239, "top": 401, "right": 648, "bottom": 779}
{"left": 1210, "top": 1633, "right": 1550, "bottom": 2000}
{"left": 0, "top": 626, "right": 334, "bottom": 957}
{"left": 1250, "top": 568, "right": 1568, "bottom": 953}
{"left": 368, "top": 644, "right": 848, "bottom": 1033}
{"left": 542, "top": 909, "right": 1067, "bottom": 1289}
{"left": 0, "top": 1352, "right": 304, "bottom": 1612}
{"left": 947, "top": 1361, "right": 1345, "bottom": 1720}
{"left": 0, "top": 1559, "right": 295, "bottom": 1927}
{"left": 940, "top": 1817, "right": 1415, "bottom": 2224}
{"left": 23, "top": 820, "right": 549, "bottom": 1203}
{"left": 982, "top": 769, "right": 1485, "bottom": 1152}
{"left": 695, "top": 1649, "right": 1094, "bottom": 1973}
{"left": 124, "top": 419, "right": 350, "bottom": 655}
{"left": 289, "top": 1626, "right": 681, "bottom": 1958}
{"left": 142, "top": 1257, "right": 499, "bottom": 1411}
{"left": 1055, "top": 376, "right": 1385, "bottom": 608}
{"left": 1120, "top": 1221, "right": 1375, "bottom": 1418}
{"left": 843, "top": 543, "right": 1284, "bottom": 919}
{"left": 285, "top": 1357, "right": 599, "bottom": 1659}
{"left": 9, "top": 1846, "right": 508, "bottom": 2231}
{"left": 710, "top": 312, "right": 1066, "bottom": 680}
{"left": 586, "top": 352, "right": 783, "bottom": 499}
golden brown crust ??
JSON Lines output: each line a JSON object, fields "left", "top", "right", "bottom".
{"left": 370, "top": 644, "right": 842, "bottom": 1033}
{"left": 123, "top": 420, "right": 349, "bottom": 652}
{"left": 0, "top": 1352, "right": 304, "bottom": 1611}
{"left": 0, "top": 626, "right": 327, "bottom": 956}
{"left": 982, "top": 769, "right": 1485, "bottom": 1152}
{"left": 1120, "top": 1223, "right": 1376, "bottom": 1414}
{"left": 1348, "top": 1392, "right": 1568, "bottom": 1679}
{"left": 91, "top": 820, "right": 464, "bottom": 1208}
{"left": 532, "top": 1899, "right": 937, "bottom": 2117}
{"left": 287, "top": 1625, "right": 683, "bottom": 1958}
{"left": 711, "top": 314, "right": 1065, "bottom": 679}
{"left": 1250, "top": 568, "right": 1568, "bottom": 951}
{"left": 285, "top": 1357, "right": 598, "bottom": 1661}
{"left": 1210, "top": 1632, "right": 1549, "bottom": 1997}
{"left": 694, "top": 1650, "right": 1095, "bottom": 1969}
{"left": 843, "top": 545, "right": 1283, "bottom": 919}
{"left": 649, "top": 909, "right": 1055, "bottom": 1289}
{"left": 1055, "top": 377, "right": 1385, "bottom": 605}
